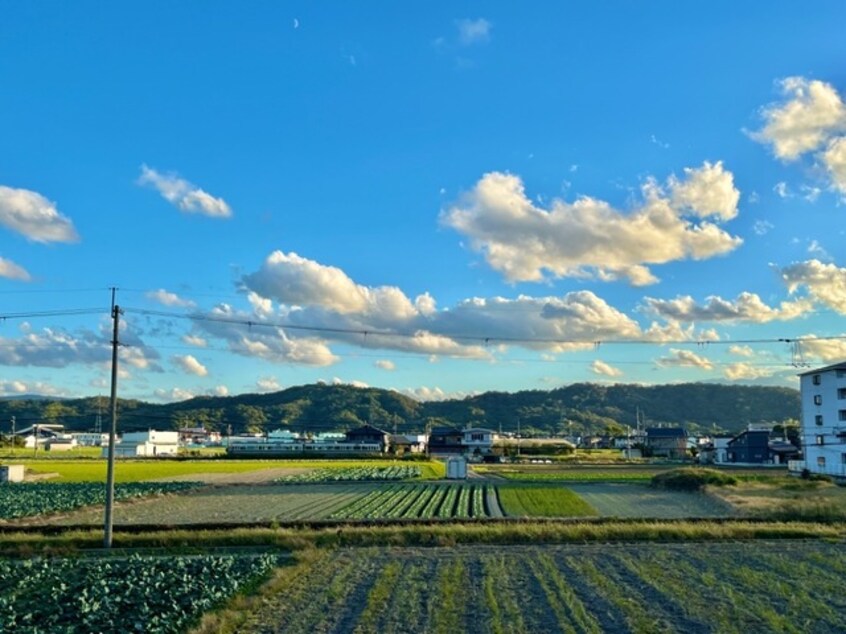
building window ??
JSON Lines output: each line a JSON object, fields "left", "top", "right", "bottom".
{"left": 839, "top": 388, "right": 846, "bottom": 400}
{"left": 816, "top": 414, "right": 824, "bottom": 425}
{"left": 842, "top": 453, "right": 846, "bottom": 465}
{"left": 840, "top": 410, "right": 846, "bottom": 422}
{"left": 813, "top": 374, "right": 822, "bottom": 385}
{"left": 837, "top": 370, "right": 846, "bottom": 378}
{"left": 817, "top": 456, "right": 826, "bottom": 467}
{"left": 814, "top": 395, "right": 823, "bottom": 406}
{"left": 816, "top": 435, "right": 825, "bottom": 445}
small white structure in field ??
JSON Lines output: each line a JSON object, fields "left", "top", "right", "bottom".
{"left": 102, "top": 430, "right": 179, "bottom": 458}
{"left": 0, "top": 465, "right": 25, "bottom": 483}
{"left": 445, "top": 456, "right": 468, "bottom": 480}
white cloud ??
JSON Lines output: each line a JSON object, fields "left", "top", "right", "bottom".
{"left": 172, "top": 354, "right": 208, "bottom": 376}
{"left": 456, "top": 18, "right": 491, "bottom": 45}
{"left": 728, "top": 344, "right": 755, "bottom": 357}
{"left": 0, "top": 380, "right": 67, "bottom": 397}
{"left": 657, "top": 348, "right": 714, "bottom": 370}
{"left": 723, "top": 362, "right": 773, "bottom": 380}
{"left": 642, "top": 292, "right": 812, "bottom": 323}
{"left": 138, "top": 165, "right": 232, "bottom": 218}
{"left": 442, "top": 162, "right": 742, "bottom": 286}
{"left": 801, "top": 184, "right": 822, "bottom": 202}
{"left": 397, "top": 386, "right": 474, "bottom": 401}
{"left": 752, "top": 220, "right": 773, "bottom": 235}
{"left": 807, "top": 240, "right": 831, "bottom": 261}
{"left": 209, "top": 385, "right": 229, "bottom": 397}
{"left": 0, "top": 185, "right": 79, "bottom": 243}
{"left": 751, "top": 77, "right": 846, "bottom": 160}
{"left": 781, "top": 259, "right": 846, "bottom": 313}
{"left": 181, "top": 334, "right": 208, "bottom": 348}
{"left": 0, "top": 256, "right": 31, "bottom": 281}
{"left": 822, "top": 136, "right": 846, "bottom": 195}
{"left": 375, "top": 360, "right": 395, "bottom": 371}
{"left": 256, "top": 376, "right": 282, "bottom": 393}
{"left": 331, "top": 377, "right": 369, "bottom": 389}
{"left": 591, "top": 360, "right": 623, "bottom": 377}
{"left": 147, "top": 289, "right": 196, "bottom": 308}
{"left": 773, "top": 182, "right": 791, "bottom": 198}
{"left": 0, "top": 322, "right": 161, "bottom": 371}
{"left": 153, "top": 387, "right": 196, "bottom": 402}
{"left": 798, "top": 336, "right": 846, "bottom": 362}
{"left": 751, "top": 77, "right": 846, "bottom": 196}
{"left": 238, "top": 251, "right": 721, "bottom": 362}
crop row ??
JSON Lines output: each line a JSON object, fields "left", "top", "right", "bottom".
{"left": 277, "top": 466, "right": 421, "bottom": 483}
{"left": 330, "top": 484, "right": 494, "bottom": 520}
{"left": 0, "top": 481, "right": 202, "bottom": 520}
{"left": 0, "top": 552, "right": 278, "bottom": 633}
{"left": 229, "top": 542, "right": 846, "bottom": 633}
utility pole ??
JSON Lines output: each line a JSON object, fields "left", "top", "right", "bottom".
{"left": 104, "top": 300, "right": 122, "bottom": 549}
{"left": 10, "top": 416, "right": 15, "bottom": 456}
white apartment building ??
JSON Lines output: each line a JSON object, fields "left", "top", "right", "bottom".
{"left": 795, "top": 362, "right": 846, "bottom": 479}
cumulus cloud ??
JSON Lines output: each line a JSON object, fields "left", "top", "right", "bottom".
{"left": 236, "top": 251, "right": 721, "bottom": 363}
{"left": 256, "top": 376, "right": 282, "bottom": 393}
{"left": 773, "top": 182, "right": 791, "bottom": 198}
{"left": 147, "top": 289, "right": 196, "bottom": 308}
{"left": 723, "top": 362, "right": 773, "bottom": 381}
{"left": 798, "top": 336, "right": 846, "bottom": 362}
{"left": 397, "top": 386, "right": 474, "bottom": 401}
{"left": 442, "top": 162, "right": 742, "bottom": 286}
{"left": 456, "top": 18, "right": 491, "bottom": 45}
{"left": 750, "top": 77, "right": 846, "bottom": 160}
{"left": 781, "top": 259, "right": 846, "bottom": 313}
{"left": 172, "top": 354, "right": 208, "bottom": 377}
{"left": 0, "top": 185, "right": 79, "bottom": 243}
{"left": 0, "top": 256, "right": 31, "bottom": 281}
{"left": 331, "top": 377, "right": 370, "bottom": 389}
{"left": 0, "top": 380, "right": 67, "bottom": 397}
{"left": 728, "top": 344, "right": 755, "bottom": 357}
{"left": 751, "top": 77, "right": 846, "bottom": 196}
{"left": 138, "top": 165, "right": 232, "bottom": 218}
{"left": 153, "top": 387, "right": 196, "bottom": 402}
{"left": 0, "top": 322, "right": 161, "bottom": 372}
{"left": 181, "top": 334, "right": 208, "bottom": 348}
{"left": 656, "top": 348, "right": 714, "bottom": 370}
{"left": 375, "top": 360, "right": 395, "bottom": 371}
{"left": 642, "top": 292, "right": 812, "bottom": 323}
{"left": 591, "top": 360, "right": 623, "bottom": 377}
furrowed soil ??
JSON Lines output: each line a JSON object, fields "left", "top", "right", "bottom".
{"left": 566, "top": 482, "right": 735, "bottom": 518}
{"left": 222, "top": 541, "right": 846, "bottom": 634}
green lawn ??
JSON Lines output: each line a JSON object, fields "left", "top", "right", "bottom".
{"left": 15, "top": 458, "right": 445, "bottom": 482}
{"left": 497, "top": 486, "right": 598, "bottom": 517}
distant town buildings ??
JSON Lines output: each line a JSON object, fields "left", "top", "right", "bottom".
{"left": 792, "top": 362, "right": 846, "bottom": 479}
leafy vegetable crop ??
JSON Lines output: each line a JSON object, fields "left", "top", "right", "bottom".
{"left": 277, "top": 466, "right": 421, "bottom": 483}
{"left": 0, "top": 482, "right": 201, "bottom": 520}
{"left": 0, "top": 553, "right": 277, "bottom": 633}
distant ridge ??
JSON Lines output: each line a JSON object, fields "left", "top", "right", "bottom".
{"left": 0, "top": 382, "right": 800, "bottom": 437}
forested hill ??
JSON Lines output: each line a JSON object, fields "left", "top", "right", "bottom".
{"left": 0, "top": 382, "right": 800, "bottom": 437}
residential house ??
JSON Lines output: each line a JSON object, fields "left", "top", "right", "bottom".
{"left": 645, "top": 427, "right": 688, "bottom": 460}
{"left": 462, "top": 428, "right": 497, "bottom": 457}
{"left": 726, "top": 429, "right": 770, "bottom": 464}
{"left": 344, "top": 424, "right": 391, "bottom": 453}
{"left": 428, "top": 427, "right": 465, "bottom": 456}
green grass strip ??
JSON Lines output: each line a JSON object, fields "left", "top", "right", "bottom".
{"left": 497, "top": 486, "right": 598, "bottom": 518}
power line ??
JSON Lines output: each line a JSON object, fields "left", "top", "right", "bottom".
{"left": 0, "top": 308, "right": 107, "bottom": 321}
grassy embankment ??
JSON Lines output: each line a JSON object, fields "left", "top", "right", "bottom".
{"left": 1, "top": 519, "right": 844, "bottom": 557}
{"left": 12, "top": 458, "right": 445, "bottom": 482}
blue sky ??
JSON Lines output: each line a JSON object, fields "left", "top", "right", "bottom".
{"left": 3, "top": 2, "right": 846, "bottom": 402}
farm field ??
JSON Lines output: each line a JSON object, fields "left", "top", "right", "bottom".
{"left": 31, "top": 483, "right": 502, "bottom": 526}
{"left": 14, "top": 458, "right": 445, "bottom": 483}
{"left": 16, "top": 481, "right": 739, "bottom": 526}
{"left": 0, "top": 552, "right": 277, "bottom": 633}
{"left": 215, "top": 541, "right": 846, "bottom": 634}
{"left": 566, "top": 482, "right": 735, "bottom": 518}
{"left": 497, "top": 485, "right": 598, "bottom": 517}
{"left": 475, "top": 463, "right": 787, "bottom": 482}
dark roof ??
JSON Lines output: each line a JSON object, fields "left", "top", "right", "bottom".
{"left": 430, "top": 426, "right": 463, "bottom": 436}
{"left": 346, "top": 424, "right": 389, "bottom": 436}
{"left": 646, "top": 427, "right": 686, "bottom": 438}
{"left": 798, "top": 361, "right": 846, "bottom": 376}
